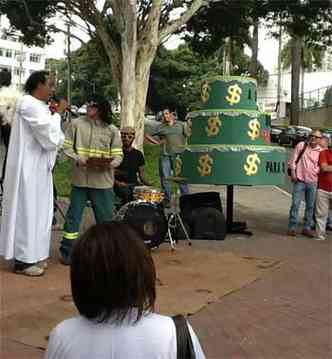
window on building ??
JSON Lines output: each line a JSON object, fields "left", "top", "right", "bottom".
{"left": 29, "top": 53, "right": 41, "bottom": 63}
{"left": 5, "top": 49, "right": 12, "bottom": 58}
{"left": 14, "top": 67, "right": 25, "bottom": 76}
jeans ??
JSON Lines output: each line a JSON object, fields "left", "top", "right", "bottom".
{"left": 288, "top": 181, "right": 316, "bottom": 231}
{"left": 113, "top": 183, "right": 136, "bottom": 207}
{"left": 159, "top": 155, "right": 188, "bottom": 201}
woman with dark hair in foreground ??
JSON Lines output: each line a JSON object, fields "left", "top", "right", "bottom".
{"left": 45, "top": 222, "right": 206, "bottom": 359}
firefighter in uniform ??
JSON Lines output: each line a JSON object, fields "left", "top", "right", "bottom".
{"left": 60, "top": 95, "right": 123, "bottom": 265}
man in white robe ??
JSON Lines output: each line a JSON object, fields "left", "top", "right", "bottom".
{"left": 0, "top": 71, "right": 65, "bottom": 276}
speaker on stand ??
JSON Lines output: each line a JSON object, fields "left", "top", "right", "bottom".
{"left": 179, "top": 192, "right": 227, "bottom": 241}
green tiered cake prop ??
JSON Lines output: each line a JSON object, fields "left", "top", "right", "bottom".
{"left": 175, "top": 76, "right": 287, "bottom": 185}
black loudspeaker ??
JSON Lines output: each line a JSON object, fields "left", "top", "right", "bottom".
{"left": 179, "top": 192, "right": 226, "bottom": 241}
{"left": 179, "top": 192, "right": 223, "bottom": 217}
{"left": 189, "top": 207, "right": 226, "bottom": 241}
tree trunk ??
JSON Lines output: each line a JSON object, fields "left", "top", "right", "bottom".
{"left": 290, "top": 35, "right": 302, "bottom": 125}
{"left": 120, "top": 48, "right": 137, "bottom": 128}
{"left": 249, "top": 19, "right": 259, "bottom": 78}
{"left": 134, "top": 45, "right": 159, "bottom": 150}
{"left": 118, "top": 2, "right": 137, "bottom": 129}
{"left": 300, "top": 64, "right": 305, "bottom": 110}
{"left": 223, "top": 37, "right": 231, "bottom": 75}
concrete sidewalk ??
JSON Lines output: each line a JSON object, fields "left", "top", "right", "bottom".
{"left": 1, "top": 185, "right": 331, "bottom": 358}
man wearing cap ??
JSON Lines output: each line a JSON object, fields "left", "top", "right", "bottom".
{"left": 60, "top": 94, "right": 123, "bottom": 265}
{"left": 114, "top": 126, "right": 151, "bottom": 206}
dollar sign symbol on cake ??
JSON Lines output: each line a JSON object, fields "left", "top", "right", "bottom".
{"left": 201, "top": 82, "right": 211, "bottom": 102}
{"left": 175, "top": 157, "right": 182, "bottom": 176}
{"left": 225, "top": 84, "right": 242, "bottom": 106}
{"left": 197, "top": 154, "right": 213, "bottom": 176}
{"left": 248, "top": 118, "right": 261, "bottom": 141}
{"left": 205, "top": 116, "right": 221, "bottom": 137}
{"left": 244, "top": 153, "right": 261, "bottom": 176}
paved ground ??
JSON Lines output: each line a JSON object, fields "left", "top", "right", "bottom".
{"left": 1, "top": 185, "right": 331, "bottom": 358}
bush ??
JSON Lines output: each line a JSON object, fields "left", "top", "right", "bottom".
{"left": 54, "top": 144, "right": 161, "bottom": 197}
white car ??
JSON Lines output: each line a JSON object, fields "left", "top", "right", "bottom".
{"left": 78, "top": 105, "right": 87, "bottom": 115}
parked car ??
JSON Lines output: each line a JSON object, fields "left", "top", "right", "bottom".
{"left": 279, "top": 126, "right": 312, "bottom": 147}
{"left": 270, "top": 126, "right": 284, "bottom": 143}
{"left": 78, "top": 104, "right": 87, "bottom": 115}
{"left": 321, "top": 129, "right": 332, "bottom": 140}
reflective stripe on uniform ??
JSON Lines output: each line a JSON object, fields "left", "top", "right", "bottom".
{"left": 76, "top": 147, "right": 112, "bottom": 158}
{"left": 110, "top": 148, "right": 123, "bottom": 156}
{"left": 63, "top": 139, "right": 73, "bottom": 148}
{"left": 63, "top": 232, "right": 80, "bottom": 240}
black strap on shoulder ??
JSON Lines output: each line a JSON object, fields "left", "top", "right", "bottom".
{"left": 295, "top": 142, "right": 308, "bottom": 165}
{"left": 172, "top": 315, "right": 196, "bottom": 359}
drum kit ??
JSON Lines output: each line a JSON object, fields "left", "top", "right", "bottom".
{"left": 113, "top": 180, "right": 191, "bottom": 250}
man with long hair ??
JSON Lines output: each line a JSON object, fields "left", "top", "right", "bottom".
{"left": 60, "top": 94, "right": 123, "bottom": 265}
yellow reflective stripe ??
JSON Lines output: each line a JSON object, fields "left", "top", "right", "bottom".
{"left": 63, "top": 232, "right": 79, "bottom": 240}
{"left": 63, "top": 140, "right": 73, "bottom": 147}
{"left": 76, "top": 147, "right": 112, "bottom": 155}
{"left": 76, "top": 151, "right": 112, "bottom": 159}
{"left": 111, "top": 150, "right": 123, "bottom": 155}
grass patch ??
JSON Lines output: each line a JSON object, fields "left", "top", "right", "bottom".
{"left": 54, "top": 144, "right": 161, "bottom": 197}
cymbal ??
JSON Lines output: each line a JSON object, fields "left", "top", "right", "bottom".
{"left": 166, "top": 176, "right": 188, "bottom": 183}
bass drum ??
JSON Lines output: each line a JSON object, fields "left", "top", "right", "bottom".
{"left": 114, "top": 201, "right": 167, "bottom": 248}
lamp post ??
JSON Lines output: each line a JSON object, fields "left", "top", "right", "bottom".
{"left": 276, "top": 24, "right": 283, "bottom": 122}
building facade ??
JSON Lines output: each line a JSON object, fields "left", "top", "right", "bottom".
{"left": 0, "top": 16, "right": 46, "bottom": 88}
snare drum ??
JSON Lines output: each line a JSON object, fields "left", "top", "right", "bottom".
{"left": 133, "top": 186, "right": 164, "bottom": 203}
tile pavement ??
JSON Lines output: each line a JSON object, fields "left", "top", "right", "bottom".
{"left": 1, "top": 185, "right": 331, "bottom": 358}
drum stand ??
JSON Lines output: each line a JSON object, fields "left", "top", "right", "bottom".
{"left": 165, "top": 186, "right": 192, "bottom": 250}
{"left": 166, "top": 209, "right": 192, "bottom": 250}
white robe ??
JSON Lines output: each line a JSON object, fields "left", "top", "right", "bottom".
{"left": 0, "top": 95, "right": 64, "bottom": 263}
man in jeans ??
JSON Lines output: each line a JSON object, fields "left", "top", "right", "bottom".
{"left": 287, "top": 130, "right": 323, "bottom": 237}
{"left": 315, "top": 138, "right": 332, "bottom": 240}
{"left": 147, "top": 109, "right": 189, "bottom": 206}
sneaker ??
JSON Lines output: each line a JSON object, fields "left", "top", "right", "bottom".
{"left": 314, "top": 236, "right": 326, "bottom": 241}
{"left": 287, "top": 229, "right": 297, "bottom": 237}
{"left": 15, "top": 265, "right": 45, "bottom": 277}
{"left": 37, "top": 260, "right": 48, "bottom": 270}
{"left": 302, "top": 229, "right": 316, "bottom": 238}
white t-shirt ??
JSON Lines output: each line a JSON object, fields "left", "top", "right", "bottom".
{"left": 45, "top": 312, "right": 206, "bottom": 359}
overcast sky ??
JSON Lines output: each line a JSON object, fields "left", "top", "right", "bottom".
{"left": 45, "top": 25, "right": 280, "bottom": 75}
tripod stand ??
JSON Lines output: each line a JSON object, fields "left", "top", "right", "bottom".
{"left": 165, "top": 177, "right": 192, "bottom": 250}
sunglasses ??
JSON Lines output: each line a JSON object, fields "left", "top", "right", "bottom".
{"left": 86, "top": 101, "right": 98, "bottom": 107}
{"left": 121, "top": 133, "right": 135, "bottom": 138}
